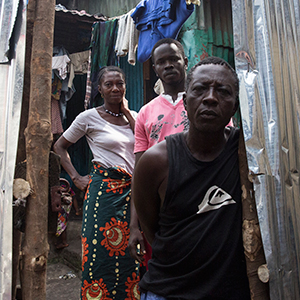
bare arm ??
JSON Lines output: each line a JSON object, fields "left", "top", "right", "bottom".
{"left": 128, "top": 151, "right": 145, "bottom": 262}
{"left": 132, "top": 142, "right": 168, "bottom": 244}
{"left": 53, "top": 136, "right": 89, "bottom": 192}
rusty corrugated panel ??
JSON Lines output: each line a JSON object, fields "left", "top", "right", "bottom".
{"left": 119, "top": 56, "right": 144, "bottom": 112}
{"left": 178, "top": 0, "right": 234, "bottom": 70}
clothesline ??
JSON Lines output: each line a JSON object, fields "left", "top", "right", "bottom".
{"left": 107, "top": 0, "right": 201, "bottom": 21}
{"left": 84, "top": 0, "right": 200, "bottom": 109}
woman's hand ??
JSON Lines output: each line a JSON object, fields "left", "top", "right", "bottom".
{"left": 120, "top": 98, "right": 130, "bottom": 115}
{"left": 120, "top": 98, "right": 136, "bottom": 133}
{"left": 73, "top": 175, "right": 90, "bottom": 192}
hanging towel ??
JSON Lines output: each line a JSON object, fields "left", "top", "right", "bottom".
{"left": 115, "top": 9, "right": 139, "bottom": 65}
{"left": 69, "top": 50, "right": 90, "bottom": 74}
{"left": 131, "top": 0, "right": 194, "bottom": 63}
{"left": 68, "top": 50, "right": 90, "bottom": 89}
{"left": 52, "top": 55, "right": 70, "bottom": 80}
{"left": 115, "top": 15, "right": 127, "bottom": 57}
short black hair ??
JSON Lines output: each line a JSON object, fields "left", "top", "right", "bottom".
{"left": 186, "top": 56, "right": 239, "bottom": 102}
{"left": 151, "top": 38, "right": 186, "bottom": 63}
{"left": 97, "top": 66, "right": 126, "bottom": 85}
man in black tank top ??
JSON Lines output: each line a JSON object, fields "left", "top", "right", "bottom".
{"left": 132, "top": 57, "right": 251, "bottom": 300}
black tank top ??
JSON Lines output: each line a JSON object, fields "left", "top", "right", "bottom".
{"left": 139, "top": 128, "right": 250, "bottom": 300}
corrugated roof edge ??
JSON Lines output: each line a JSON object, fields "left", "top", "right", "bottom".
{"left": 55, "top": 4, "right": 108, "bottom": 21}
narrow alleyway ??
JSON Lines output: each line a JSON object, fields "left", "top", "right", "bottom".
{"left": 46, "top": 210, "right": 82, "bottom": 300}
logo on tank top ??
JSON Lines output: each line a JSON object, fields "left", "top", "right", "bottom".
{"left": 196, "top": 185, "right": 236, "bottom": 214}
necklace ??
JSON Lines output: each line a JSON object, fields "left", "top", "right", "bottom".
{"left": 103, "top": 105, "right": 123, "bottom": 117}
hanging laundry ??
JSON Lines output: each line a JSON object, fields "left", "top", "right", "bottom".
{"left": 131, "top": 0, "right": 194, "bottom": 63}
{"left": 68, "top": 50, "right": 90, "bottom": 92}
{"left": 52, "top": 55, "right": 70, "bottom": 80}
{"left": 115, "top": 15, "right": 127, "bottom": 57}
{"left": 186, "top": 0, "right": 201, "bottom": 5}
{"left": 115, "top": 9, "right": 139, "bottom": 65}
{"left": 88, "top": 19, "right": 118, "bottom": 107}
{"left": 52, "top": 46, "right": 76, "bottom": 121}
{"left": 69, "top": 50, "right": 90, "bottom": 74}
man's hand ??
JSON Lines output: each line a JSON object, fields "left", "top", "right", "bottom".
{"left": 128, "top": 226, "right": 146, "bottom": 263}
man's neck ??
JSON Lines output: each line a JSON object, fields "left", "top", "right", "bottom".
{"left": 185, "top": 127, "right": 231, "bottom": 162}
{"left": 163, "top": 83, "right": 185, "bottom": 102}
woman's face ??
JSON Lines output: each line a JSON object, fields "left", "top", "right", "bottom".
{"left": 98, "top": 71, "right": 126, "bottom": 105}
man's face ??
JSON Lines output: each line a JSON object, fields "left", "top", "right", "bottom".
{"left": 184, "top": 64, "right": 238, "bottom": 132}
{"left": 152, "top": 43, "right": 188, "bottom": 86}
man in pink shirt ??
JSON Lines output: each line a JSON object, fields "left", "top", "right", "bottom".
{"left": 128, "top": 38, "right": 189, "bottom": 269}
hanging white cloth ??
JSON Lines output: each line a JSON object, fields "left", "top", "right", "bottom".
{"left": 52, "top": 55, "right": 70, "bottom": 80}
{"left": 115, "top": 9, "right": 139, "bottom": 65}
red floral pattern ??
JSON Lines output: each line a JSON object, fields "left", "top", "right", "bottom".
{"left": 125, "top": 272, "right": 141, "bottom": 300}
{"left": 82, "top": 279, "right": 113, "bottom": 300}
{"left": 95, "top": 164, "right": 104, "bottom": 173}
{"left": 82, "top": 236, "right": 89, "bottom": 271}
{"left": 84, "top": 177, "right": 92, "bottom": 201}
{"left": 103, "top": 177, "right": 130, "bottom": 194}
{"left": 100, "top": 217, "right": 130, "bottom": 256}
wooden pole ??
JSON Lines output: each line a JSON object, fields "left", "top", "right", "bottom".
{"left": 239, "top": 125, "right": 270, "bottom": 299}
{"left": 21, "top": 0, "right": 55, "bottom": 298}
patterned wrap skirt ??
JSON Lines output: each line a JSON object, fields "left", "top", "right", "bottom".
{"left": 81, "top": 163, "right": 140, "bottom": 300}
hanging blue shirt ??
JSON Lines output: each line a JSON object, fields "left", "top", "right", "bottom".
{"left": 131, "top": 0, "right": 194, "bottom": 63}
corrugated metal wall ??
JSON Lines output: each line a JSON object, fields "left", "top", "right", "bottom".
{"left": 0, "top": 0, "right": 26, "bottom": 298}
{"left": 119, "top": 57, "right": 144, "bottom": 112}
{"left": 179, "top": 0, "right": 234, "bottom": 71}
{"left": 232, "top": 0, "right": 300, "bottom": 298}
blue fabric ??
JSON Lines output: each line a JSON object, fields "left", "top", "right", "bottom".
{"left": 131, "top": 0, "right": 194, "bottom": 63}
{"left": 141, "top": 291, "right": 167, "bottom": 300}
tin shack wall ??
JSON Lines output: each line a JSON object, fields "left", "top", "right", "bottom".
{"left": 232, "top": 0, "right": 300, "bottom": 298}
{"left": 0, "top": 0, "right": 27, "bottom": 299}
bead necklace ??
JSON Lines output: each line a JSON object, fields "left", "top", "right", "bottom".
{"left": 103, "top": 105, "right": 123, "bottom": 117}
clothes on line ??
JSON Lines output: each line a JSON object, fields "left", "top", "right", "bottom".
{"left": 131, "top": 0, "right": 194, "bottom": 63}
{"left": 115, "top": 8, "right": 139, "bottom": 65}
{"left": 51, "top": 47, "right": 90, "bottom": 134}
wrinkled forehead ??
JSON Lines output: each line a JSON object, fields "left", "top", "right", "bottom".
{"left": 101, "top": 71, "right": 125, "bottom": 82}
{"left": 190, "top": 64, "right": 236, "bottom": 86}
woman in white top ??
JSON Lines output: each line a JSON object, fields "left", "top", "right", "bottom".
{"left": 54, "top": 66, "right": 140, "bottom": 300}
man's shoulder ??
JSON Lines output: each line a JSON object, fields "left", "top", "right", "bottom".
{"left": 140, "top": 95, "right": 164, "bottom": 110}
{"left": 138, "top": 94, "right": 184, "bottom": 115}
{"left": 141, "top": 139, "right": 168, "bottom": 167}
